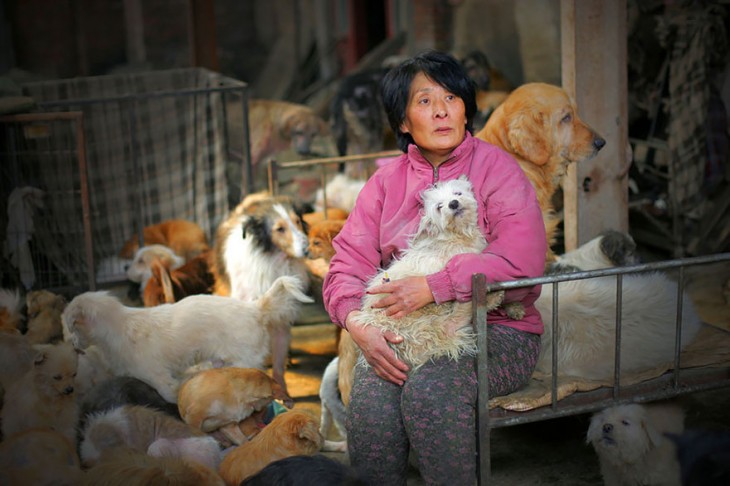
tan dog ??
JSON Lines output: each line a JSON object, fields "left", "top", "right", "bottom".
{"left": 475, "top": 82, "right": 605, "bottom": 262}
{"left": 218, "top": 410, "right": 323, "bottom": 485}
{"left": 83, "top": 447, "right": 225, "bottom": 486}
{"left": 80, "top": 404, "right": 221, "bottom": 470}
{"left": 25, "top": 289, "right": 66, "bottom": 344}
{"left": 302, "top": 208, "right": 349, "bottom": 228}
{"left": 119, "top": 219, "right": 209, "bottom": 261}
{"left": 178, "top": 367, "right": 293, "bottom": 445}
{"left": 248, "top": 99, "right": 328, "bottom": 170}
{"left": 305, "top": 219, "right": 346, "bottom": 280}
{"left": 587, "top": 403, "right": 684, "bottom": 486}
{"left": 1, "top": 342, "right": 79, "bottom": 444}
{"left": 126, "top": 244, "right": 185, "bottom": 290}
{"left": 0, "top": 428, "right": 83, "bottom": 485}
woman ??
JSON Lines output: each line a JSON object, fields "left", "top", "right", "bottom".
{"left": 322, "top": 51, "right": 546, "bottom": 484}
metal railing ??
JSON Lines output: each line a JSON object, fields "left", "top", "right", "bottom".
{"left": 472, "top": 252, "right": 730, "bottom": 484}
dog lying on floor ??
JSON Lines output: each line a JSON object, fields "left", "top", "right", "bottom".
{"left": 535, "top": 231, "right": 703, "bottom": 380}
{"left": 354, "top": 176, "right": 523, "bottom": 369}
{"left": 80, "top": 404, "right": 221, "bottom": 470}
{"left": 82, "top": 447, "right": 225, "bottom": 486}
{"left": 119, "top": 219, "right": 209, "bottom": 261}
{"left": 475, "top": 82, "right": 606, "bottom": 263}
{"left": 61, "top": 276, "right": 313, "bottom": 403}
{"left": 177, "top": 367, "right": 293, "bottom": 446}
{"left": 218, "top": 409, "right": 323, "bottom": 485}
{"left": 587, "top": 403, "right": 684, "bottom": 486}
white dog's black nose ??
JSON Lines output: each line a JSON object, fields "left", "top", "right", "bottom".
{"left": 448, "top": 200, "right": 459, "bottom": 210}
{"left": 602, "top": 423, "right": 613, "bottom": 434}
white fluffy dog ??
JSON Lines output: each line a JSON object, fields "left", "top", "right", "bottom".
{"left": 355, "top": 176, "right": 521, "bottom": 368}
{"left": 62, "top": 276, "right": 313, "bottom": 403}
{"left": 535, "top": 233, "right": 703, "bottom": 380}
{"left": 587, "top": 403, "right": 684, "bottom": 486}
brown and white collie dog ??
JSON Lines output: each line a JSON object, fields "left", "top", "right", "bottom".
{"left": 212, "top": 194, "right": 310, "bottom": 301}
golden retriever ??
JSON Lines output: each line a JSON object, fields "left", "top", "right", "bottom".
{"left": 119, "top": 219, "right": 209, "bottom": 261}
{"left": 177, "top": 367, "right": 293, "bottom": 445}
{"left": 475, "top": 82, "right": 606, "bottom": 262}
{"left": 218, "top": 410, "right": 323, "bottom": 485}
{"left": 247, "top": 99, "right": 328, "bottom": 184}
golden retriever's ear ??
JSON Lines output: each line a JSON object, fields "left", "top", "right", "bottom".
{"left": 507, "top": 109, "right": 552, "bottom": 166}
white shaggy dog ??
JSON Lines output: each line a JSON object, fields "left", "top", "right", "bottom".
{"left": 354, "top": 176, "right": 521, "bottom": 368}
{"left": 535, "top": 234, "right": 702, "bottom": 380}
{"left": 587, "top": 403, "right": 684, "bottom": 486}
{"left": 61, "top": 276, "right": 313, "bottom": 403}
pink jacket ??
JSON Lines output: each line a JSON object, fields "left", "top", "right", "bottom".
{"left": 322, "top": 132, "right": 547, "bottom": 334}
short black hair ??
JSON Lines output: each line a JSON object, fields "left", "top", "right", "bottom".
{"left": 381, "top": 50, "right": 477, "bottom": 152}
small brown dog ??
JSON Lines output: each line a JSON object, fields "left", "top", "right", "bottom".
{"left": 83, "top": 447, "right": 225, "bottom": 486}
{"left": 25, "top": 289, "right": 66, "bottom": 344}
{"left": 475, "top": 82, "right": 605, "bottom": 262}
{"left": 143, "top": 251, "right": 215, "bottom": 307}
{"left": 119, "top": 219, "right": 209, "bottom": 261}
{"left": 0, "top": 428, "right": 83, "bottom": 485}
{"left": 1, "top": 342, "right": 79, "bottom": 444}
{"left": 218, "top": 409, "right": 323, "bottom": 485}
{"left": 0, "top": 288, "right": 23, "bottom": 335}
{"left": 305, "top": 219, "right": 346, "bottom": 280}
{"left": 302, "top": 208, "right": 349, "bottom": 228}
{"left": 178, "top": 367, "right": 293, "bottom": 445}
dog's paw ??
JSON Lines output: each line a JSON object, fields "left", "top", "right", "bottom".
{"left": 503, "top": 302, "right": 526, "bottom": 320}
{"left": 485, "top": 290, "right": 505, "bottom": 311}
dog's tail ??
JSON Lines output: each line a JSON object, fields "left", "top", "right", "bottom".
{"left": 257, "top": 276, "right": 314, "bottom": 326}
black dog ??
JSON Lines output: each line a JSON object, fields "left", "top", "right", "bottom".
{"left": 241, "top": 454, "right": 370, "bottom": 486}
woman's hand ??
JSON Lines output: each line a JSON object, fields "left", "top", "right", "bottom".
{"left": 346, "top": 311, "right": 409, "bottom": 386}
{"left": 367, "top": 276, "right": 434, "bottom": 318}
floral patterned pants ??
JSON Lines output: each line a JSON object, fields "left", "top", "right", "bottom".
{"left": 346, "top": 324, "right": 540, "bottom": 486}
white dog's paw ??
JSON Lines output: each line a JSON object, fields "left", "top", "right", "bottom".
{"left": 485, "top": 290, "right": 505, "bottom": 311}
{"left": 504, "top": 301, "right": 526, "bottom": 320}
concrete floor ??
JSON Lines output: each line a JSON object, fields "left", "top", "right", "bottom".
{"left": 284, "top": 261, "right": 730, "bottom": 485}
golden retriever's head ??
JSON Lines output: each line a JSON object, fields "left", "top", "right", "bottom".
{"left": 307, "top": 220, "right": 345, "bottom": 261}
{"left": 481, "top": 83, "right": 605, "bottom": 176}
{"left": 281, "top": 107, "right": 327, "bottom": 156}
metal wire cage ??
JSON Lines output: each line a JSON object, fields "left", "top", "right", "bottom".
{"left": 1, "top": 68, "right": 249, "bottom": 291}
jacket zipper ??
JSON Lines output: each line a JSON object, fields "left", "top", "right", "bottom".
{"left": 433, "top": 165, "right": 439, "bottom": 183}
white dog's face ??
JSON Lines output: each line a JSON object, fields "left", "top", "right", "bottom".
{"left": 418, "top": 175, "right": 478, "bottom": 238}
{"left": 587, "top": 404, "right": 662, "bottom": 465}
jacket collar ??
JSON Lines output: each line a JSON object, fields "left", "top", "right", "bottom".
{"left": 406, "top": 131, "right": 475, "bottom": 177}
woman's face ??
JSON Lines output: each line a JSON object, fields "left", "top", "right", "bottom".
{"left": 400, "top": 72, "right": 467, "bottom": 166}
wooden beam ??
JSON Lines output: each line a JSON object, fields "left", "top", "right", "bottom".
{"left": 560, "top": 0, "right": 629, "bottom": 250}
{"left": 188, "top": 0, "right": 218, "bottom": 71}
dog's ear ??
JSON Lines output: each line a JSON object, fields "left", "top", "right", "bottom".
{"left": 242, "top": 216, "right": 275, "bottom": 253}
{"left": 507, "top": 107, "right": 552, "bottom": 166}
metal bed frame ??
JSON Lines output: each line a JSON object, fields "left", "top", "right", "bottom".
{"left": 267, "top": 151, "right": 730, "bottom": 485}
{"left": 473, "top": 252, "right": 730, "bottom": 484}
